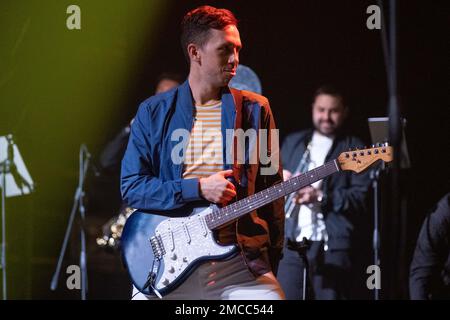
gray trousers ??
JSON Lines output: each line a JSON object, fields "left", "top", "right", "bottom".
{"left": 132, "top": 253, "right": 285, "bottom": 300}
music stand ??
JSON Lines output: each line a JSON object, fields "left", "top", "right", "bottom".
{"left": 368, "top": 117, "right": 410, "bottom": 169}
{"left": 0, "top": 134, "right": 34, "bottom": 300}
{"left": 368, "top": 117, "right": 410, "bottom": 300}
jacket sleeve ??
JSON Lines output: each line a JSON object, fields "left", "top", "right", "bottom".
{"left": 255, "top": 102, "right": 285, "bottom": 274}
{"left": 327, "top": 171, "right": 370, "bottom": 218}
{"left": 409, "top": 194, "right": 450, "bottom": 299}
{"left": 120, "top": 101, "right": 202, "bottom": 211}
{"left": 325, "top": 137, "right": 371, "bottom": 219}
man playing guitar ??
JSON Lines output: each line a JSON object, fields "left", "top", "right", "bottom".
{"left": 121, "top": 5, "right": 285, "bottom": 300}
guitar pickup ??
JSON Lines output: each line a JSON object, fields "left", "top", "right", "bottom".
{"left": 199, "top": 215, "right": 208, "bottom": 237}
{"left": 168, "top": 230, "right": 175, "bottom": 252}
{"left": 183, "top": 224, "right": 191, "bottom": 244}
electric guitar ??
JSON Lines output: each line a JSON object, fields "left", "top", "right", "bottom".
{"left": 121, "top": 144, "right": 393, "bottom": 297}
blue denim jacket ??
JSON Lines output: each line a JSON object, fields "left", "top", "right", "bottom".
{"left": 121, "top": 80, "right": 285, "bottom": 276}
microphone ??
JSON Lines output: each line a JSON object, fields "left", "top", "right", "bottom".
{"left": 80, "top": 144, "right": 100, "bottom": 177}
{"left": 83, "top": 146, "right": 91, "bottom": 159}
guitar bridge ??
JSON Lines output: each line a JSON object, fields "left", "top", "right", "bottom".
{"left": 150, "top": 235, "right": 165, "bottom": 259}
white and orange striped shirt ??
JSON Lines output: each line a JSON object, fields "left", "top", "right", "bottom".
{"left": 183, "top": 101, "right": 224, "bottom": 179}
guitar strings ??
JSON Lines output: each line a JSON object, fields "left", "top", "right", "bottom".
{"left": 154, "top": 161, "right": 338, "bottom": 252}
{"left": 207, "top": 161, "right": 337, "bottom": 229}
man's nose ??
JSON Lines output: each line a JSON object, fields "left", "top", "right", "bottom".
{"left": 323, "top": 111, "right": 331, "bottom": 121}
{"left": 229, "top": 49, "right": 239, "bottom": 65}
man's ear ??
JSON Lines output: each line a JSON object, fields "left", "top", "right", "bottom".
{"left": 187, "top": 43, "right": 201, "bottom": 64}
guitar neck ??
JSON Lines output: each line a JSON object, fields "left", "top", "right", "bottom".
{"left": 204, "top": 159, "right": 341, "bottom": 230}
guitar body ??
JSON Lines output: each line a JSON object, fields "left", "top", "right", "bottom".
{"left": 121, "top": 205, "right": 238, "bottom": 296}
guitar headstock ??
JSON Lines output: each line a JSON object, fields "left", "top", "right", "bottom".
{"left": 337, "top": 143, "right": 393, "bottom": 173}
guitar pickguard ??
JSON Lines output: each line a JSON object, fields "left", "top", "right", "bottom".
{"left": 154, "top": 207, "right": 236, "bottom": 290}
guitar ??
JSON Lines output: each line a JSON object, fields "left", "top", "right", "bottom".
{"left": 121, "top": 144, "right": 393, "bottom": 297}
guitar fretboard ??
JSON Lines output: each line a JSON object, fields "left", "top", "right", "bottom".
{"left": 204, "top": 160, "right": 340, "bottom": 230}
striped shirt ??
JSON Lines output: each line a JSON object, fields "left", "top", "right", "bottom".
{"left": 183, "top": 101, "right": 223, "bottom": 179}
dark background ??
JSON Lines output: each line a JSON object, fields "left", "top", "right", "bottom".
{"left": 0, "top": 0, "right": 448, "bottom": 299}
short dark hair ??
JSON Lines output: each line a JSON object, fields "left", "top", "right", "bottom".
{"left": 180, "top": 5, "right": 238, "bottom": 62}
{"left": 313, "top": 85, "right": 346, "bottom": 108}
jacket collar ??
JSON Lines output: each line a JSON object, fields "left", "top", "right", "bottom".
{"left": 177, "top": 79, "right": 237, "bottom": 129}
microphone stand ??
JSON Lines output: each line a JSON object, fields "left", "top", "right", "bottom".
{"left": 287, "top": 237, "right": 310, "bottom": 300}
{"left": 50, "top": 144, "right": 90, "bottom": 300}
{"left": 0, "top": 159, "right": 9, "bottom": 300}
{"left": 369, "top": 147, "right": 387, "bottom": 301}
